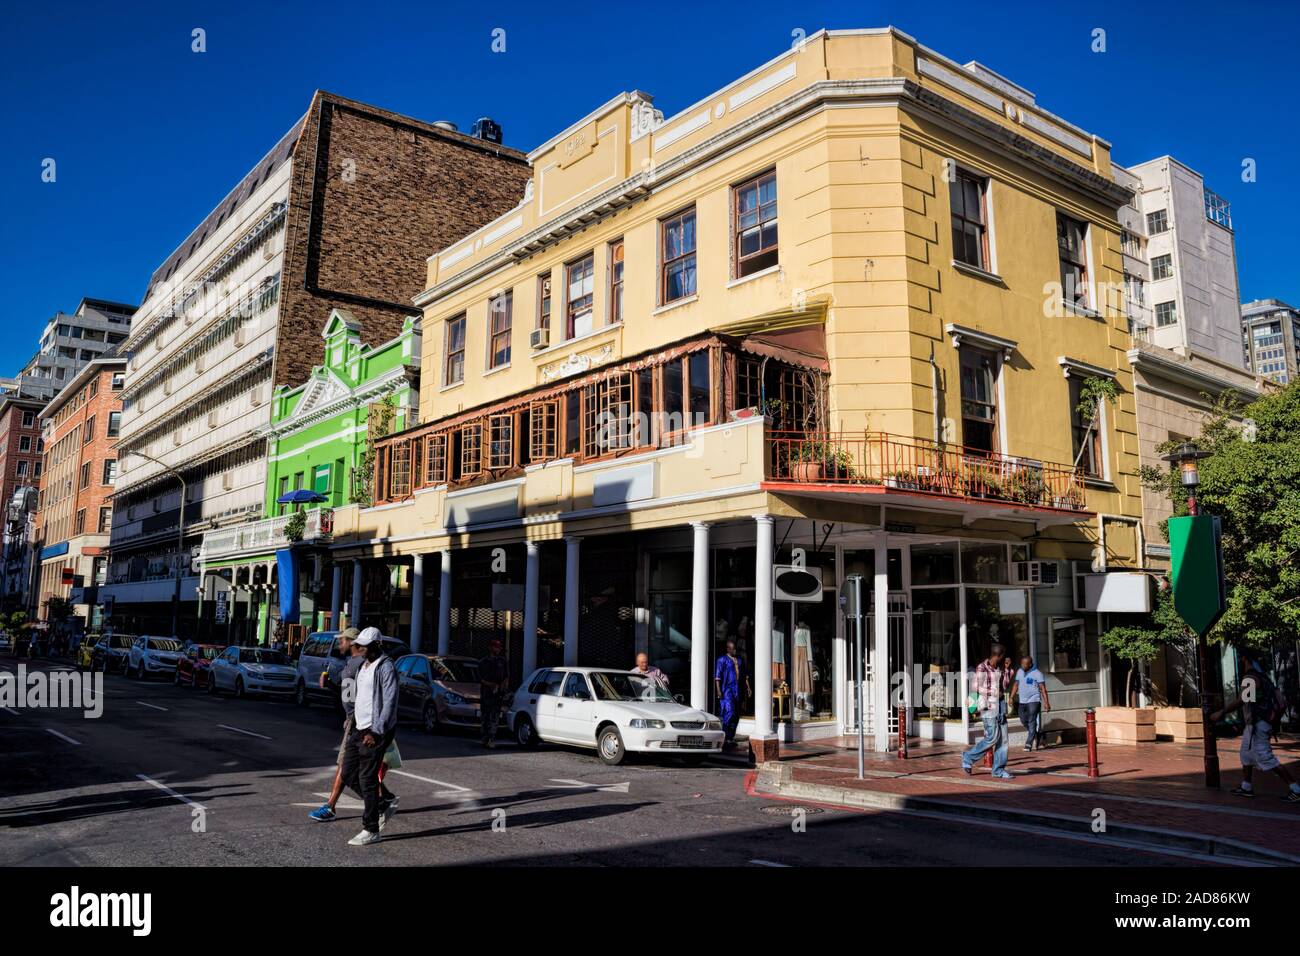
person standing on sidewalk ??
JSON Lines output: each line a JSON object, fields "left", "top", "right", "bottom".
{"left": 1014, "top": 655, "right": 1050, "bottom": 752}
{"left": 1211, "top": 652, "right": 1300, "bottom": 802}
{"left": 962, "top": 643, "right": 1013, "bottom": 779}
{"left": 340, "top": 628, "right": 400, "bottom": 845}
{"left": 714, "top": 639, "right": 750, "bottom": 745}
{"left": 477, "top": 638, "right": 509, "bottom": 749}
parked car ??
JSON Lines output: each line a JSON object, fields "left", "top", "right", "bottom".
{"left": 395, "top": 654, "right": 485, "bottom": 733}
{"left": 207, "top": 645, "right": 298, "bottom": 698}
{"left": 93, "top": 634, "right": 137, "bottom": 674}
{"left": 294, "top": 631, "right": 409, "bottom": 708}
{"left": 175, "top": 643, "right": 223, "bottom": 688}
{"left": 0, "top": 630, "right": 11, "bottom": 654}
{"left": 126, "top": 636, "right": 186, "bottom": 680}
{"left": 508, "top": 667, "right": 725, "bottom": 765}
{"left": 75, "top": 635, "right": 102, "bottom": 671}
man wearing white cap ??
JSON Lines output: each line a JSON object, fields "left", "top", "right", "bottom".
{"left": 340, "top": 626, "right": 400, "bottom": 845}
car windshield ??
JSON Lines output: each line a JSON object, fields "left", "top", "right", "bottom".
{"left": 149, "top": 639, "right": 183, "bottom": 651}
{"left": 199, "top": 646, "right": 221, "bottom": 660}
{"left": 111, "top": 636, "right": 134, "bottom": 648}
{"left": 240, "top": 649, "right": 288, "bottom": 665}
{"left": 433, "top": 659, "right": 480, "bottom": 683}
{"left": 588, "top": 671, "right": 675, "bottom": 702}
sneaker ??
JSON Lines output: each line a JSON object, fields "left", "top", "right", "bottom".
{"left": 1023, "top": 746, "right": 1033, "bottom": 753}
{"left": 1230, "top": 786, "right": 1255, "bottom": 798}
{"left": 348, "top": 829, "right": 381, "bottom": 846}
{"left": 1283, "top": 790, "right": 1300, "bottom": 803}
{"left": 378, "top": 800, "right": 397, "bottom": 832}
{"left": 308, "top": 804, "right": 337, "bottom": 823}
{"left": 485, "top": 739, "right": 496, "bottom": 749}
{"left": 992, "top": 770, "right": 1015, "bottom": 780}
{"left": 961, "top": 763, "right": 972, "bottom": 775}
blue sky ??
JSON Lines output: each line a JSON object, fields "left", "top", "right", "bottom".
{"left": 2, "top": 0, "right": 1296, "bottom": 366}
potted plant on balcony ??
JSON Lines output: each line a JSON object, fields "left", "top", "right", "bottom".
{"left": 884, "top": 470, "right": 920, "bottom": 491}
{"left": 1006, "top": 467, "right": 1046, "bottom": 505}
{"left": 283, "top": 509, "right": 307, "bottom": 544}
{"left": 787, "top": 439, "right": 855, "bottom": 482}
{"left": 730, "top": 397, "right": 786, "bottom": 424}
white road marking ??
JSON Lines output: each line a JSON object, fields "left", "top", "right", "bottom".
{"left": 217, "top": 724, "right": 271, "bottom": 740}
{"left": 136, "top": 701, "right": 169, "bottom": 712}
{"left": 549, "top": 778, "right": 631, "bottom": 794}
{"left": 292, "top": 792, "right": 364, "bottom": 811}
{"left": 2, "top": 706, "right": 18, "bottom": 716}
{"left": 386, "top": 768, "right": 471, "bottom": 792}
{"left": 45, "top": 728, "right": 83, "bottom": 746}
{"left": 750, "top": 859, "right": 790, "bottom": 867}
{"left": 137, "top": 774, "right": 208, "bottom": 811}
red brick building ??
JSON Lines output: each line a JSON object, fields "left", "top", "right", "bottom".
{"left": 0, "top": 392, "right": 46, "bottom": 611}
{"left": 31, "top": 358, "right": 126, "bottom": 631}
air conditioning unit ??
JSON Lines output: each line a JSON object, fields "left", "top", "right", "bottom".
{"left": 530, "top": 327, "right": 550, "bottom": 350}
{"left": 233, "top": 328, "right": 247, "bottom": 348}
{"left": 163, "top": 378, "right": 172, "bottom": 395}
{"left": 1012, "top": 560, "right": 1059, "bottom": 587}
{"left": 207, "top": 410, "right": 219, "bottom": 428}
{"left": 249, "top": 385, "right": 265, "bottom": 406}
{"left": 222, "top": 472, "right": 235, "bottom": 491}
{"left": 195, "top": 355, "right": 205, "bottom": 373}
{"left": 172, "top": 429, "right": 183, "bottom": 446}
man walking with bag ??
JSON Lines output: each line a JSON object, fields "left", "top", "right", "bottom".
{"left": 340, "top": 627, "right": 400, "bottom": 845}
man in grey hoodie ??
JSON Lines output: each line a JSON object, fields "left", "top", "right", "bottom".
{"left": 340, "top": 627, "right": 400, "bottom": 845}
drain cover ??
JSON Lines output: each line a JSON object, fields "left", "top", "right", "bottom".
{"left": 760, "top": 804, "right": 825, "bottom": 816}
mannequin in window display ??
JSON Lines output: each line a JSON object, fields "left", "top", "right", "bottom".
{"left": 792, "top": 619, "right": 815, "bottom": 719}
{"left": 772, "top": 617, "right": 789, "bottom": 719}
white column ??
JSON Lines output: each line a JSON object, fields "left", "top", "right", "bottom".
{"left": 690, "top": 522, "right": 711, "bottom": 710}
{"left": 563, "top": 536, "right": 581, "bottom": 665}
{"left": 873, "top": 535, "right": 890, "bottom": 752}
{"left": 753, "top": 515, "right": 775, "bottom": 741}
{"left": 330, "top": 564, "right": 343, "bottom": 630}
{"left": 350, "top": 559, "right": 363, "bottom": 630}
{"left": 409, "top": 554, "right": 425, "bottom": 653}
{"left": 522, "top": 540, "right": 540, "bottom": 677}
{"left": 437, "top": 550, "right": 452, "bottom": 655}
{"left": 959, "top": 584, "right": 970, "bottom": 741}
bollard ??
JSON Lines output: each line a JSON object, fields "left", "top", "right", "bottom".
{"left": 1085, "top": 707, "right": 1100, "bottom": 778}
{"left": 896, "top": 705, "right": 908, "bottom": 759}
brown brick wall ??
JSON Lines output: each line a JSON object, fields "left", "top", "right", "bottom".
{"left": 0, "top": 398, "right": 44, "bottom": 515}
{"left": 274, "top": 93, "right": 532, "bottom": 390}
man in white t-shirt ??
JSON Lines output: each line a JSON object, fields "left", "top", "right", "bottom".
{"left": 339, "top": 628, "right": 399, "bottom": 845}
{"left": 1013, "top": 655, "right": 1050, "bottom": 752}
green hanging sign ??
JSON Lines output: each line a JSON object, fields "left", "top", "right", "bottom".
{"left": 1168, "top": 514, "right": 1226, "bottom": 637}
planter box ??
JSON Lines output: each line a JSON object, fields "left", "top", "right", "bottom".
{"left": 790, "top": 461, "right": 824, "bottom": 482}
{"left": 1094, "top": 706, "right": 1156, "bottom": 744}
{"left": 1155, "top": 706, "right": 1205, "bottom": 741}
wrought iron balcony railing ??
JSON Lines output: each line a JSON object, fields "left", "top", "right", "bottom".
{"left": 198, "top": 507, "right": 333, "bottom": 562}
{"left": 767, "top": 431, "right": 1087, "bottom": 511}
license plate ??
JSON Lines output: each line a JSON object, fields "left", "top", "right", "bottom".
{"left": 474, "top": 709, "right": 481, "bottom": 718}
{"left": 677, "top": 735, "right": 705, "bottom": 748}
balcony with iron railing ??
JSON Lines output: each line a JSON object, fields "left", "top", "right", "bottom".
{"left": 198, "top": 507, "right": 334, "bottom": 563}
{"left": 766, "top": 431, "right": 1087, "bottom": 511}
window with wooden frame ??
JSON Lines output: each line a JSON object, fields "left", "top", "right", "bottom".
{"left": 959, "top": 346, "right": 999, "bottom": 454}
{"left": 565, "top": 254, "right": 595, "bottom": 339}
{"left": 661, "top": 208, "right": 697, "bottom": 303}
{"left": 374, "top": 446, "right": 389, "bottom": 501}
{"left": 564, "top": 391, "right": 582, "bottom": 456}
{"left": 460, "top": 422, "right": 482, "bottom": 477}
{"left": 662, "top": 358, "right": 685, "bottom": 434}
{"left": 487, "top": 292, "right": 512, "bottom": 369}
{"left": 488, "top": 414, "right": 514, "bottom": 470}
{"left": 410, "top": 438, "right": 423, "bottom": 492}
{"left": 609, "top": 240, "right": 625, "bottom": 324}
{"left": 687, "top": 351, "right": 711, "bottom": 425}
{"left": 636, "top": 367, "right": 655, "bottom": 446}
{"left": 444, "top": 315, "right": 466, "bottom": 385}
{"left": 582, "top": 384, "right": 602, "bottom": 459}
{"left": 1069, "top": 375, "right": 1105, "bottom": 478}
{"left": 1056, "top": 213, "right": 1090, "bottom": 310}
{"left": 604, "top": 372, "right": 634, "bottom": 451}
{"left": 950, "top": 170, "right": 990, "bottom": 270}
{"left": 734, "top": 171, "right": 778, "bottom": 277}
{"left": 530, "top": 400, "right": 558, "bottom": 461}
{"left": 390, "top": 440, "right": 412, "bottom": 498}
{"left": 425, "top": 432, "right": 448, "bottom": 484}
{"left": 537, "top": 273, "right": 552, "bottom": 332}
{"left": 737, "top": 357, "right": 762, "bottom": 412}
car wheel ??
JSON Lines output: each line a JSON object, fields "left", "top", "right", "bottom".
{"left": 173, "top": 669, "right": 181, "bottom": 686}
{"left": 515, "top": 715, "right": 539, "bottom": 749}
{"left": 234, "top": 677, "right": 245, "bottom": 700}
{"left": 207, "top": 673, "right": 218, "bottom": 695}
{"left": 422, "top": 702, "right": 439, "bottom": 735}
{"left": 295, "top": 681, "right": 309, "bottom": 708}
{"left": 597, "top": 725, "right": 626, "bottom": 766}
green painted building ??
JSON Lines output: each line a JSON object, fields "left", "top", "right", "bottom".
{"left": 197, "top": 310, "right": 419, "bottom": 643}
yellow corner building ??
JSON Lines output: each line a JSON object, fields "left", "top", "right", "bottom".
{"left": 327, "top": 27, "right": 1149, "bottom": 756}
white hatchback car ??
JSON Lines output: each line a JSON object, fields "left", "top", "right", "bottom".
{"left": 508, "top": 667, "right": 725, "bottom": 765}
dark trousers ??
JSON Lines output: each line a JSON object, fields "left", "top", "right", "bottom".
{"left": 481, "top": 688, "right": 502, "bottom": 742}
{"left": 1019, "top": 701, "right": 1042, "bottom": 749}
{"left": 341, "top": 725, "right": 394, "bottom": 833}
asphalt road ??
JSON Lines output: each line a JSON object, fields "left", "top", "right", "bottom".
{"left": 1, "top": 657, "right": 1192, "bottom": 867}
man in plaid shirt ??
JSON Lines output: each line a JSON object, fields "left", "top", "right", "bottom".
{"left": 962, "top": 642, "right": 1014, "bottom": 779}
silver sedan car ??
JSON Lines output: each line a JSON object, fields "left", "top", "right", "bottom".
{"left": 207, "top": 645, "right": 298, "bottom": 699}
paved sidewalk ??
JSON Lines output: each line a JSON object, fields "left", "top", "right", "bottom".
{"left": 757, "top": 736, "right": 1300, "bottom": 864}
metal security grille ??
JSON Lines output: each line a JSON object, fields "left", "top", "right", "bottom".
{"left": 578, "top": 548, "right": 635, "bottom": 668}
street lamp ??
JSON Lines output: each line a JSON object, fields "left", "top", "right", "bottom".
{"left": 127, "top": 450, "right": 188, "bottom": 640}
{"left": 1161, "top": 440, "right": 1220, "bottom": 788}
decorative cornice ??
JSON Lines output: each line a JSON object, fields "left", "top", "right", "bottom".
{"left": 946, "top": 323, "right": 1017, "bottom": 360}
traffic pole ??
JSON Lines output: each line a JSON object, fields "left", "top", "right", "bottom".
{"left": 896, "top": 705, "right": 908, "bottom": 759}
{"left": 1085, "top": 707, "right": 1100, "bottom": 778}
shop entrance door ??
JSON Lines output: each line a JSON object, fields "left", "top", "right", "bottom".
{"left": 846, "top": 591, "right": 909, "bottom": 740}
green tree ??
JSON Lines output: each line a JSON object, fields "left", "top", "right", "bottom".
{"left": 1099, "top": 589, "right": 1191, "bottom": 706}
{"left": 1139, "top": 383, "right": 1300, "bottom": 650}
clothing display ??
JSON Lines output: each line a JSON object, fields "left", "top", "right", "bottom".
{"left": 792, "top": 625, "right": 814, "bottom": 697}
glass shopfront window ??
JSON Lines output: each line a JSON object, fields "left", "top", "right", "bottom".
{"left": 965, "top": 587, "right": 1029, "bottom": 668}
{"left": 912, "top": 587, "right": 960, "bottom": 720}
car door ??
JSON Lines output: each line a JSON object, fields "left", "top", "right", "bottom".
{"left": 556, "top": 672, "right": 598, "bottom": 744}
{"left": 531, "top": 669, "right": 566, "bottom": 741}
{"left": 394, "top": 657, "right": 416, "bottom": 718}
{"left": 215, "top": 647, "right": 239, "bottom": 689}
